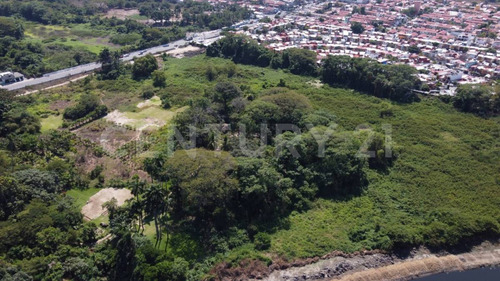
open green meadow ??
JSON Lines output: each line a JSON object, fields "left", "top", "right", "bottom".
{"left": 40, "top": 114, "right": 63, "bottom": 132}
{"left": 66, "top": 187, "right": 101, "bottom": 209}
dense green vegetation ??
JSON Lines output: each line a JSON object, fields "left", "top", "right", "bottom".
{"left": 321, "top": 55, "right": 422, "bottom": 103}
{"left": 1, "top": 51, "right": 499, "bottom": 281}
{"left": 0, "top": 16, "right": 98, "bottom": 77}
{"left": 138, "top": 0, "right": 252, "bottom": 30}
{"left": 451, "top": 84, "right": 500, "bottom": 117}
{"left": 208, "top": 34, "right": 425, "bottom": 103}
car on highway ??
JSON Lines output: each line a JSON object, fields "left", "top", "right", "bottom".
{"left": 162, "top": 44, "right": 170, "bottom": 47}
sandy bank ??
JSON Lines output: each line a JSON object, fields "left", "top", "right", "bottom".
{"left": 254, "top": 241, "right": 500, "bottom": 281}
{"left": 337, "top": 247, "right": 500, "bottom": 281}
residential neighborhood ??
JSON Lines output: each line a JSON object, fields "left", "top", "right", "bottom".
{"left": 225, "top": 0, "right": 499, "bottom": 95}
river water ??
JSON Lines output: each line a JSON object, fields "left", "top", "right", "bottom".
{"left": 414, "top": 267, "right": 500, "bottom": 280}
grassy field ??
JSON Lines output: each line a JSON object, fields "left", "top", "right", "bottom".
{"left": 66, "top": 187, "right": 101, "bottom": 209}
{"left": 40, "top": 114, "right": 63, "bottom": 132}
{"left": 159, "top": 56, "right": 499, "bottom": 261}
{"left": 58, "top": 38, "right": 116, "bottom": 54}
{"left": 24, "top": 22, "right": 118, "bottom": 54}
{"left": 105, "top": 96, "right": 188, "bottom": 130}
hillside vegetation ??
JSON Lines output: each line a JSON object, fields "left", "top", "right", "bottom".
{"left": 0, "top": 53, "right": 499, "bottom": 280}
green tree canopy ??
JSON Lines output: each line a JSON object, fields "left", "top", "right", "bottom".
{"left": 0, "top": 17, "right": 24, "bottom": 39}
{"left": 132, "top": 54, "right": 158, "bottom": 80}
{"left": 351, "top": 22, "right": 365, "bottom": 34}
{"left": 167, "top": 149, "right": 239, "bottom": 229}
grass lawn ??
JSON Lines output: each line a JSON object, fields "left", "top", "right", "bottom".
{"left": 24, "top": 21, "right": 119, "bottom": 54}
{"left": 58, "top": 38, "right": 116, "bottom": 54}
{"left": 40, "top": 115, "right": 63, "bottom": 132}
{"left": 128, "top": 14, "right": 149, "bottom": 20}
{"left": 66, "top": 187, "right": 101, "bottom": 209}
{"left": 143, "top": 222, "right": 169, "bottom": 251}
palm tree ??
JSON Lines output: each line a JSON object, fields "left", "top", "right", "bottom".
{"left": 130, "top": 175, "right": 146, "bottom": 233}
{"left": 144, "top": 183, "right": 168, "bottom": 248}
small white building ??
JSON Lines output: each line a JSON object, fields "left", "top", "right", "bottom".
{"left": 0, "top": 71, "right": 24, "bottom": 86}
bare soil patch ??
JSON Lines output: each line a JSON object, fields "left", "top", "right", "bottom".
{"left": 75, "top": 144, "right": 135, "bottom": 180}
{"left": 81, "top": 188, "right": 133, "bottom": 220}
{"left": 49, "top": 99, "right": 73, "bottom": 111}
{"left": 74, "top": 121, "right": 140, "bottom": 153}
{"left": 166, "top": 46, "right": 204, "bottom": 58}
{"left": 104, "top": 9, "right": 140, "bottom": 20}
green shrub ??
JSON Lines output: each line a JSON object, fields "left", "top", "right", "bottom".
{"left": 253, "top": 232, "right": 271, "bottom": 250}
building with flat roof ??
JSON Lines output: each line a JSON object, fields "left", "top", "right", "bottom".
{"left": 0, "top": 71, "right": 24, "bottom": 86}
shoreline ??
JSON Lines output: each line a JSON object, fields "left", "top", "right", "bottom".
{"left": 336, "top": 247, "right": 500, "bottom": 281}
{"left": 252, "top": 240, "right": 500, "bottom": 281}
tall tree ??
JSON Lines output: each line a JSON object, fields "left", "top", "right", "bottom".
{"left": 132, "top": 54, "right": 158, "bottom": 80}
{"left": 144, "top": 183, "right": 168, "bottom": 248}
{"left": 130, "top": 176, "right": 146, "bottom": 233}
{"left": 351, "top": 21, "right": 365, "bottom": 34}
{"left": 98, "top": 48, "right": 122, "bottom": 80}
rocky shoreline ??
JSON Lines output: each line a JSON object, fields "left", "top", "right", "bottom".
{"left": 250, "top": 240, "right": 500, "bottom": 281}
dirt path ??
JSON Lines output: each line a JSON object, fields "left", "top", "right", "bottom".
{"left": 254, "top": 241, "right": 500, "bottom": 281}
{"left": 18, "top": 75, "right": 89, "bottom": 96}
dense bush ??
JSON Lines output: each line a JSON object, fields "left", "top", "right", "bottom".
{"left": 98, "top": 48, "right": 123, "bottom": 80}
{"left": 208, "top": 34, "right": 318, "bottom": 76}
{"left": 132, "top": 54, "right": 158, "bottom": 80}
{"left": 321, "top": 55, "right": 422, "bottom": 102}
{"left": 451, "top": 84, "right": 499, "bottom": 117}
{"left": 63, "top": 93, "right": 100, "bottom": 120}
{"left": 253, "top": 232, "right": 271, "bottom": 250}
{"left": 207, "top": 34, "right": 272, "bottom": 67}
{"left": 0, "top": 16, "right": 23, "bottom": 39}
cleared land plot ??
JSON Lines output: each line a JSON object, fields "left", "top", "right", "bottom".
{"left": 75, "top": 121, "right": 141, "bottom": 153}
{"left": 137, "top": 96, "right": 162, "bottom": 108}
{"left": 104, "top": 9, "right": 142, "bottom": 20}
{"left": 105, "top": 105, "right": 187, "bottom": 131}
{"left": 81, "top": 188, "right": 133, "bottom": 220}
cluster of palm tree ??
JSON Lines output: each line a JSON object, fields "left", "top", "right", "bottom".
{"left": 112, "top": 176, "right": 173, "bottom": 250}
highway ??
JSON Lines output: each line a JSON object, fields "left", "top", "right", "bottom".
{"left": 1, "top": 30, "right": 220, "bottom": 91}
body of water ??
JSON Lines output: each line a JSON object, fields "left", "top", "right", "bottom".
{"left": 414, "top": 267, "right": 500, "bottom": 281}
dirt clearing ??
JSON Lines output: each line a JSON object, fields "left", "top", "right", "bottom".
{"left": 105, "top": 106, "right": 187, "bottom": 131}
{"left": 104, "top": 9, "right": 140, "bottom": 20}
{"left": 81, "top": 188, "right": 133, "bottom": 220}
{"left": 166, "top": 46, "right": 204, "bottom": 58}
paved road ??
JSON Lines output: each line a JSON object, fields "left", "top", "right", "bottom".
{"left": 2, "top": 30, "right": 220, "bottom": 91}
